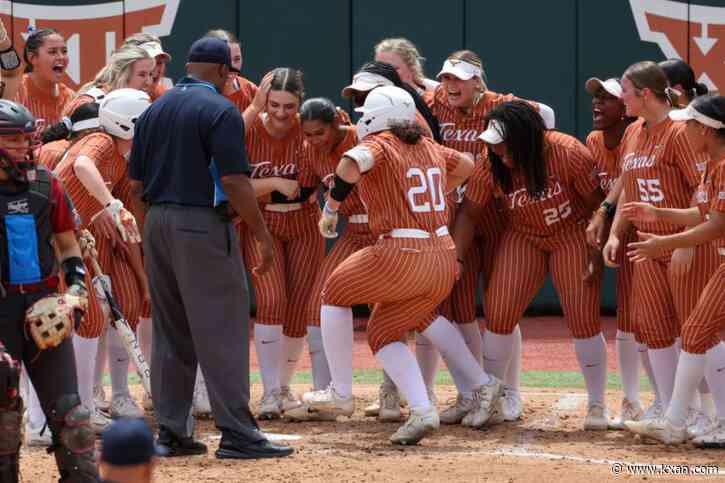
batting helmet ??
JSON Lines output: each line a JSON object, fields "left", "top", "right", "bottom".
{"left": 99, "top": 88, "right": 151, "bottom": 140}
{"left": 354, "top": 85, "right": 416, "bottom": 141}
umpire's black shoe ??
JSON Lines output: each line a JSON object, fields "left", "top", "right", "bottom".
{"left": 156, "top": 428, "right": 208, "bottom": 457}
{"left": 215, "top": 438, "right": 294, "bottom": 460}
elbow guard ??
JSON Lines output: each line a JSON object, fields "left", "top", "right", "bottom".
{"left": 330, "top": 175, "right": 354, "bottom": 203}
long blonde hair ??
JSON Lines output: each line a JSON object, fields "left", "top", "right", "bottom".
{"left": 79, "top": 45, "right": 151, "bottom": 94}
{"left": 375, "top": 38, "right": 426, "bottom": 85}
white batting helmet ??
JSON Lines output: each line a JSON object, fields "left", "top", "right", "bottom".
{"left": 99, "top": 88, "right": 151, "bottom": 140}
{"left": 354, "top": 85, "right": 416, "bottom": 141}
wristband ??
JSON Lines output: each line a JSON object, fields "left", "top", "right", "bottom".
{"left": 329, "top": 174, "right": 354, "bottom": 203}
{"left": 61, "top": 256, "right": 86, "bottom": 287}
{"left": 600, "top": 201, "right": 616, "bottom": 219}
{"left": 0, "top": 47, "right": 20, "bottom": 71}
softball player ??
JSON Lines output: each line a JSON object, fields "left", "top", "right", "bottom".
{"left": 582, "top": 77, "right": 657, "bottom": 428}
{"left": 659, "top": 59, "right": 709, "bottom": 109}
{"left": 603, "top": 62, "right": 720, "bottom": 433}
{"left": 454, "top": 100, "right": 610, "bottom": 430}
{"left": 297, "top": 97, "right": 369, "bottom": 393}
{"left": 623, "top": 95, "right": 725, "bottom": 447}
{"left": 374, "top": 37, "right": 438, "bottom": 94}
{"left": 298, "top": 86, "right": 504, "bottom": 444}
{"left": 424, "top": 50, "right": 556, "bottom": 423}
{"left": 121, "top": 32, "right": 173, "bottom": 101}
{"left": 206, "top": 29, "right": 258, "bottom": 112}
{"left": 237, "top": 67, "right": 324, "bottom": 419}
{"left": 14, "top": 28, "right": 74, "bottom": 125}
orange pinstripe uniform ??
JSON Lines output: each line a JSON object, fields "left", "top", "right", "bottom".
{"left": 61, "top": 93, "right": 95, "bottom": 118}
{"left": 425, "top": 87, "right": 523, "bottom": 323}
{"left": 225, "top": 74, "right": 257, "bottom": 113}
{"left": 466, "top": 131, "right": 603, "bottom": 338}
{"left": 37, "top": 139, "right": 70, "bottom": 171}
{"left": 54, "top": 133, "right": 144, "bottom": 338}
{"left": 321, "top": 132, "right": 466, "bottom": 353}
{"left": 680, "top": 156, "right": 725, "bottom": 353}
{"left": 13, "top": 74, "right": 74, "bottom": 125}
{"left": 237, "top": 114, "right": 324, "bottom": 338}
{"left": 149, "top": 82, "right": 169, "bottom": 102}
{"left": 587, "top": 130, "right": 636, "bottom": 335}
{"left": 619, "top": 118, "right": 718, "bottom": 349}
{"left": 299, "top": 127, "right": 377, "bottom": 326}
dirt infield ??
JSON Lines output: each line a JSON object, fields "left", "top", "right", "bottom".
{"left": 17, "top": 317, "right": 725, "bottom": 482}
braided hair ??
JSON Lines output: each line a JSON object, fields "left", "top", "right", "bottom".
{"left": 359, "top": 61, "right": 441, "bottom": 143}
{"left": 486, "top": 100, "right": 547, "bottom": 197}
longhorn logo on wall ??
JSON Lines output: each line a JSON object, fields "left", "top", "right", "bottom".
{"left": 0, "top": 0, "right": 180, "bottom": 88}
{"left": 630, "top": 0, "right": 724, "bottom": 91}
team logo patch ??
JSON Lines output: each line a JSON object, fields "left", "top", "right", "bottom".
{"left": 0, "top": 0, "right": 180, "bottom": 89}
{"left": 7, "top": 198, "right": 29, "bottom": 214}
{"left": 630, "top": 0, "right": 725, "bottom": 91}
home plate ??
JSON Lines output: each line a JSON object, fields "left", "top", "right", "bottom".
{"left": 208, "top": 432, "right": 302, "bottom": 442}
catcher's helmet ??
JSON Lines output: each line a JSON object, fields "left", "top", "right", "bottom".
{"left": 0, "top": 100, "right": 40, "bottom": 183}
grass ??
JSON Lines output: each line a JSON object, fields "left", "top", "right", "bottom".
{"left": 117, "top": 370, "right": 652, "bottom": 391}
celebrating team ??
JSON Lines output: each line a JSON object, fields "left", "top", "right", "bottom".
{"left": 0, "top": 16, "right": 723, "bottom": 482}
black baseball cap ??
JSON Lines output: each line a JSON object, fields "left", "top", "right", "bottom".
{"left": 187, "top": 37, "right": 231, "bottom": 67}
{"left": 101, "top": 418, "right": 160, "bottom": 466}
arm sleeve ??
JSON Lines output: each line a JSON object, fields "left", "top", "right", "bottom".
{"left": 463, "top": 160, "right": 494, "bottom": 207}
{"left": 343, "top": 139, "right": 384, "bottom": 174}
{"left": 672, "top": 129, "right": 702, "bottom": 189}
{"left": 48, "top": 175, "right": 80, "bottom": 233}
{"left": 208, "top": 106, "right": 250, "bottom": 177}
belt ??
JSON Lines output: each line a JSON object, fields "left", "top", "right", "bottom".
{"left": 348, "top": 214, "right": 368, "bottom": 224}
{"left": 265, "top": 203, "right": 302, "bottom": 213}
{"left": 379, "top": 226, "right": 449, "bottom": 240}
{"left": 719, "top": 248, "right": 725, "bottom": 256}
{"left": 3, "top": 276, "right": 59, "bottom": 295}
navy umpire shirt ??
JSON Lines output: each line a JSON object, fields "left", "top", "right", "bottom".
{"left": 128, "top": 77, "right": 249, "bottom": 207}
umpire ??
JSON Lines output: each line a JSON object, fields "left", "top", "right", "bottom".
{"left": 128, "top": 37, "right": 292, "bottom": 460}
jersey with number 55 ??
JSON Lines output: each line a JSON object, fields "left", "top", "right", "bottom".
{"left": 464, "top": 131, "right": 599, "bottom": 236}
{"left": 619, "top": 117, "right": 701, "bottom": 235}
{"left": 342, "top": 131, "right": 467, "bottom": 237}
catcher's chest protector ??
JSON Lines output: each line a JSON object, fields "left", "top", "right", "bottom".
{"left": 0, "top": 169, "right": 54, "bottom": 284}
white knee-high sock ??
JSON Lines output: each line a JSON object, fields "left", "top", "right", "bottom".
{"left": 482, "top": 329, "right": 515, "bottom": 381}
{"left": 421, "top": 316, "right": 489, "bottom": 395}
{"left": 73, "top": 334, "right": 99, "bottom": 410}
{"left": 320, "top": 305, "right": 353, "bottom": 398}
{"left": 375, "top": 342, "right": 430, "bottom": 411}
{"left": 137, "top": 317, "right": 152, "bottom": 370}
{"left": 639, "top": 343, "right": 660, "bottom": 403}
{"left": 93, "top": 328, "right": 108, "bottom": 390}
{"left": 22, "top": 366, "right": 46, "bottom": 428}
{"left": 648, "top": 344, "right": 679, "bottom": 408}
{"left": 574, "top": 333, "right": 608, "bottom": 405}
{"left": 415, "top": 332, "right": 439, "bottom": 388}
{"left": 503, "top": 325, "right": 522, "bottom": 394}
{"left": 107, "top": 328, "right": 131, "bottom": 399}
{"left": 280, "top": 335, "right": 305, "bottom": 388}
{"left": 254, "top": 324, "right": 283, "bottom": 396}
{"left": 704, "top": 342, "right": 725, "bottom": 419}
{"left": 615, "top": 330, "right": 640, "bottom": 403}
{"left": 457, "top": 321, "right": 483, "bottom": 367}
{"left": 307, "top": 327, "right": 331, "bottom": 390}
{"left": 666, "top": 351, "right": 705, "bottom": 427}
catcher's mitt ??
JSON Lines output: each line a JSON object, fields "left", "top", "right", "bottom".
{"left": 25, "top": 293, "right": 86, "bottom": 350}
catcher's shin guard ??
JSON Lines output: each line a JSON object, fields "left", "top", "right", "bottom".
{"left": 49, "top": 394, "right": 99, "bottom": 482}
{"left": 0, "top": 347, "right": 22, "bottom": 483}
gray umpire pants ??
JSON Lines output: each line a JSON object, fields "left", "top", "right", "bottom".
{"left": 144, "top": 204, "right": 264, "bottom": 443}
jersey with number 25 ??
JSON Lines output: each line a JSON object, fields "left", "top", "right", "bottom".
{"left": 343, "top": 131, "right": 467, "bottom": 237}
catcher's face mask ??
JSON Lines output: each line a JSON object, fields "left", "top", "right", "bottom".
{"left": 0, "top": 120, "right": 43, "bottom": 183}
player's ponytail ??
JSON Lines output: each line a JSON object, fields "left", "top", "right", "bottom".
{"left": 41, "top": 102, "right": 100, "bottom": 144}
{"left": 485, "top": 100, "right": 547, "bottom": 197}
{"left": 659, "top": 59, "right": 708, "bottom": 105}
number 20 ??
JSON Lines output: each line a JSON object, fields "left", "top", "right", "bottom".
{"left": 407, "top": 167, "right": 445, "bottom": 213}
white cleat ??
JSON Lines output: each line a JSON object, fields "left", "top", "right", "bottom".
{"left": 390, "top": 405, "right": 439, "bottom": 445}
{"left": 111, "top": 394, "right": 144, "bottom": 419}
{"left": 258, "top": 388, "right": 282, "bottom": 420}
{"left": 440, "top": 394, "right": 475, "bottom": 425}
{"left": 93, "top": 385, "right": 110, "bottom": 414}
{"left": 24, "top": 421, "right": 52, "bottom": 447}
{"left": 279, "top": 386, "right": 303, "bottom": 413}
{"left": 608, "top": 398, "right": 643, "bottom": 430}
{"left": 378, "top": 384, "right": 403, "bottom": 422}
{"left": 642, "top": 401, "right": 664, "bottom": 420}
{"left": 91, "top": 407, "right": 113, "bottom": 434}
{"left": 192, "top": 378, "right": 212, "bottom": 419}
{"left": 302, "top": 386, "right": 354, "bottom": 418}
{"left": 692, "top": 420, "right": 725, "bottom": 448}
{"left": 584, "top": 402, "right": 609, "bottom": 431}
{"left": 461, "top": 376, "right": 504, "bottom": 428}
{"left": 686, "top": 408, "right": 717, "bottom": 440}
{"left": 625, "top": 416, "right": 687, "bottom": 444}
{"left": 502, "top": 389, "right": 523, "bottom": 422}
